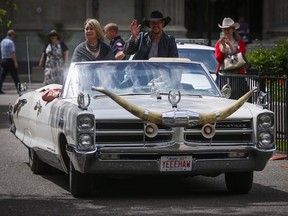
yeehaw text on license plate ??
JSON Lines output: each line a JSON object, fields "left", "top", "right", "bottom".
{"left": 160, "top": 156, "right": 192, "bottom": 172}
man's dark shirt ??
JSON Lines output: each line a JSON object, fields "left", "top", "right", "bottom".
{"left": 110, "top": 36, "right": 126, "bottom": 60}
{"left": 123, "top": 31, "right": 178, "bottom": 60}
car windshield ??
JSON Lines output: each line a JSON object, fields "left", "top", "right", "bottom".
{"left": 178, "top": 49, "right": 217, "bottom": 73}
{"left": 62, "top": 61, "right": 220, "bottom": 98}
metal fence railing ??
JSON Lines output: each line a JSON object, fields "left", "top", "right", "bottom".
{"left": 219, "top": 73, "right": 288, "bottom": 156}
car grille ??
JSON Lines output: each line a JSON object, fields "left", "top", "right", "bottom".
{"left": 185, "top": 119, "right": 253, "bottom": 144}
{"left": 95, "top": 119, "right": 253, "bottom": 146}
{"left": 95, "top": 121, "right": 173, "bottom": 145}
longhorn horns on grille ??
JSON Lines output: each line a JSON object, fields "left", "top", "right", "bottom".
{"left": 92, "top": 87, "right": 256, "bottom": 126}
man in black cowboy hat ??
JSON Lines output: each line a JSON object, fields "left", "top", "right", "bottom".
{"left": 123, "top": 10, "right": 178, "bottom": 60}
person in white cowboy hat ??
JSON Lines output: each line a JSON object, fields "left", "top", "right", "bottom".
{"left": 123, "top": 10, "right": 178, "bottom": 60}
{"left": 214, "top": 17, "right": 249, "bottom": 99}
{"left": 215, "top": 17, "right": 246, "bottom": 74}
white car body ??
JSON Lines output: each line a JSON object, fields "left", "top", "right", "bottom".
{"left": 176, "top": 41, "right": 217, "bottom": 79}
{"left": 8, "top": 59, "right": 275, "bottom": 197}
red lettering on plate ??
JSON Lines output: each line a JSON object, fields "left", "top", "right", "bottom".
{"left": 161, "top": 156, "right": 192, "bottom": 171}
{"left": 162, "top": 159, "right": 191, "bottom": 170}
{"left": 174, "top": 161, "right": 177, "bottom": 168}
{"left": 185, "top": 160, "right": 191, "bottom": 167}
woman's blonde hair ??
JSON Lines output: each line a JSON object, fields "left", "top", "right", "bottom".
{"left": 84, "top": 18, "right": 104, "bottom": 40}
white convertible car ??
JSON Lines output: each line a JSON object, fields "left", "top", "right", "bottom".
{"left": 8, "top": 59, "right": 275, "bottom": 197}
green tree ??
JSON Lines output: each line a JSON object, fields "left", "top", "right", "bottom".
{"left": 0, "top": 0, "right": 17, "bottom": 37}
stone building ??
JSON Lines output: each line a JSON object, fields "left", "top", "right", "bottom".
{"left": 1, "top": 0, "right": 287, "bottom": 75}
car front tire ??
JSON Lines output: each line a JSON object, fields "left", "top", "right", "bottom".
{"left": 225, "top": 171, "right": 253, "bottom": 194}
{"left": 29, "top": 148, "right": 50, "bottom": 174}
{"left": 69, "top": 161, "right": 92, "bottom": 197}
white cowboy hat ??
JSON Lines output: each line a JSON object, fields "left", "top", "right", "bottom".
{"left": 218, "top": 17, "right": 240, "bottom": 29}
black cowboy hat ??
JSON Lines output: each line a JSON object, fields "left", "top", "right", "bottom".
{"left": 142, "top": 10, "right": 171, "bottom": 27}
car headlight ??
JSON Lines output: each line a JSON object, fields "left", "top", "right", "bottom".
{"left": 77, "top": 114, "right": 95, "bottom": 152}
{"left": 258, "top": 114, "right": 274, "bottom": 130}
{"left": 78, "top": 134, "right": 93, "bottom": 146}
{"left": 258, "top": 132, "right": 274, "bottom": 149}
{"left": 78, "top": 115, "right": 94, "bottom": 130}
{"left": 257, "top": 113, "right": 275, "bottom": 150}
{"left": 77, "top": 134, "right": 95, "bottom": 151}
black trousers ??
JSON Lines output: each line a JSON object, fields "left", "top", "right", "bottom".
{"left": 0, "top": 59, "right": 20, "bottom": 91}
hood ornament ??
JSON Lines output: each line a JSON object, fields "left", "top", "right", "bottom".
{"left": 77, "top": 92, "right": 90, "bottom": 110}
{"left": 168, "top": 91, "right": 181, "bottom": 108}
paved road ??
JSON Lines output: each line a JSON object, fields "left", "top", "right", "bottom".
{"left": 0, "top": 82, "right": 288, "bottom": 216}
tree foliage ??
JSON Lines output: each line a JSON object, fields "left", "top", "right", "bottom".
{"left": 0, "top": 0, "right": 17, "bottom": 34}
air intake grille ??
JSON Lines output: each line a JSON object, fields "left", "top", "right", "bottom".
{"left": 94, "top": 119, "right": 253, "bottom": 146}
{"left": 95, "top": 121, "right": 173, "bottom": 144}
{"left": 185, "top": 119, "right": 253, "bottom": 143}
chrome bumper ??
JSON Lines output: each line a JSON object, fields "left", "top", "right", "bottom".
{"left": 67, "top": 144, "right": 274, "bottom": 175}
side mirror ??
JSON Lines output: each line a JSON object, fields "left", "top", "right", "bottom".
{"left": 255, "top": 90, "right": 269, "bottom": 109}
{"left": 221, "top": 83, "right": 231, "bottom": 99}
{"left": 17, "top": 83, "right": 27, "bottom": 96}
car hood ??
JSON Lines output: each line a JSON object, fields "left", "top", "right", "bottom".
{"left": 90, "top": 95, "right": 258, "bottom": 121}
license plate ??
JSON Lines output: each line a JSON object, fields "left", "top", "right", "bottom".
{"left": 160, "top": 156, "right": 192, "bottom": 172}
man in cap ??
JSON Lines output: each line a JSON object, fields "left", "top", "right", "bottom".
{"left": 104, "top": 23, "right": 126, "bottom": 60}
{"left": 0, "top": 29, "right": 20, "bottom": 94}
{"left": 124, "top": 10, "right": 178, "bottom": 60}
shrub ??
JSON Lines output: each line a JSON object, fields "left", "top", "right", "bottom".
{"left": 246, "top": 39, "right": 288, "bottom": 75}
